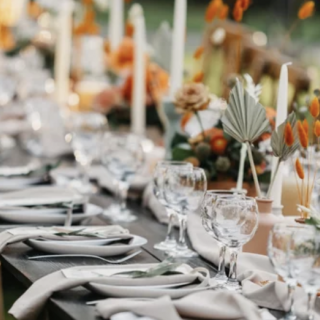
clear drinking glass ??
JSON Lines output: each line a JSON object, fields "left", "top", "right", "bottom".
{"left": 101, "top": 132, "right": 145, "bottom": 222}
{"left": 268, "top": 223, "right": 316, "bottom": 320}
{"left": 163, "top": 165, "right": 202, "bottom": 258}
{"left": 201, "top": 190, "right": 246, "bottom": 285}
{"left": 206, "top": 196, "right": 258, "bottom": 291}
{"left": 68, "top": 111, "right": 107, "bottom": 194}
{"left": 153, "top": 161, "right": 193, "bottom": 251}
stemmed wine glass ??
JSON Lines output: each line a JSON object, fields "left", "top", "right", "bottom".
{"left": 205, "top": 196, "right": 259, "bottom": 291}
{"left": 153, "top": 161, "right": 193, "bottom": 251}
{"left": 163, "top": 166, "right": 207, "bottom": 258}
{"left": 201, "top": 190, "right": 246, "bottom": 285}
{"left": 268, "top": 222, "right": 317, "bottom": 320}
{"left": 67, "top": 111, "right": 107, "bottom": 194}
{"left": 101, "top": 132, "right": 145, "bottom": 222}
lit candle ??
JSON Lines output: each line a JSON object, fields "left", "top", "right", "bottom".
{"left": 169, "top": 0, "right": 187, "bottom": 97}
{"left": 270, "top": 62, "right": 292, "bottom": 210}
{"left": 54, "top": 1, "right": 73, "bottom": 105}
{"left": 131, "top": 5, "right": 146, "bottom": 135}
{"left": 109, "top": 0, "right": 124, "bottom": 51}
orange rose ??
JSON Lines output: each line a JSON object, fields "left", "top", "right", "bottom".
{"left": 211, "top": 136, "right": 228, "bottom": 155}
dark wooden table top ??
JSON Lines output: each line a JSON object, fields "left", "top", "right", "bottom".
{"left": 0, "top": 192, "right": 218, "bottom": 320}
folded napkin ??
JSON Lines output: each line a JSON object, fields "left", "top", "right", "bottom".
{"left": 145, "top": 193, "right": 320, "bottom": 318}
{"left": 95, "top": 291, "right": 262, "bottom": 320}
{"left": 0, "top": 225, "right": 129, "bottom": 253}
{"left": 51, "top": 166, "right": 151, "bottom": 194}
{"left": 0, "top": 186, "right": 82, "bottom": 207}
{"left": 9, "top": 263, "right": 205, "bottom": 320}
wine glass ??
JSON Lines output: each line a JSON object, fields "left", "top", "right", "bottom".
{"left": 268, "top": 223, "right": 316, "bottom": 320}
{"left": 101, "top": 132, "right": 145, "bottom": 222}
{"left": 67, "top": 111, "right": 107, "bottom": 194}
{"left": 208, "top": 196, "right": 259, "bottom": 291}
{"left": 153, "top": 161, "right": 193, "bottom": 251}
{"left": 163, "top": 166, "right": 203, "bottom": 258}
{"left": 297, "top": 257, "right": 320, "bottom": 320}
{"left": 201, "top": 190, "right": 246, "bottom": 285}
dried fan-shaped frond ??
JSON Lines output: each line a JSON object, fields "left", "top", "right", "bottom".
{"left": 222, "top": 80, "right": 270, "bottom": 143}
{"left": 271, "top": 112, "right": 299, "bottom": 162}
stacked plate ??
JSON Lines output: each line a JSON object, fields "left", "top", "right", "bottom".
{"left": 62, "top": 263, "right": 210, "bottom": 299}
{"left": 0, "top": 187, "right": 103, "bottom": 224}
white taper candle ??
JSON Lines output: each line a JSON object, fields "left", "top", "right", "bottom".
{"left": 131, "top": 7, "right": 146, "bottom": 135}
{"left": 169, "top": 0, "right": 187, "bottom": 97}
{"left": 54, "top": 1, "right": 73, "bottom": 105}
{"left": 109, "top": 0, "right": 124, "bottom": 51}
{"left": 270, "top": 62, "right": 292, "bottom": 209}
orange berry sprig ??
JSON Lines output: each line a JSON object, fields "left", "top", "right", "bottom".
{"left": 295, "top": 158, "right": 305, "bottom": 180}
{"left": 302, "top": 119, "right": 309, "bottom": 138}
{"left": 284, "top": 122, "right": 294, "bottom": 147}
{"left": 219, "top": 4, "right": 229, "bottom": 20}
{"left": 205, "top": 0, "right": 223, "bottom": 23}
{"left": 297, "top": 120, "right": 309, "bottom": 148}
{"left": 298, "top": 1, "right": 315, "bottom": 20}
{"left": 193, "top": 46, "right": 204, "bottom": 60}
{"left": 193, "top": 72, "right": 205, "bottom": 83}
{"left": 314, "top": 120, "right": 320, "bottom": 138}
{"left": 310, "top": 97, "right": 320, "bottom": 118}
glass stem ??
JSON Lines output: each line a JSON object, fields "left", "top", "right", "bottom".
{"left": 177, "top": 216, "right": 188, "bottom": 251}
{"left": 286, "top": 282, "right": 296, "bottom": 317}
{"left": 165, "top": 209, "right": 175, "bottom": 242}
{"left": 78, "top": 161, "right": 91, "bottom": 186}
{"left": 228, "top": 248, "right": 239, "bottom": 283}
{"left": 307, "top": 291, "right": 316, "bottom": 320}
{"left": 118, "top": 180, "right": 129, "bottom": 212}
{"left": 217, "top": 245, "right": 227, "bottom": 276}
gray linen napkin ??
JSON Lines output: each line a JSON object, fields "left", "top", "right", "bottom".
{"left": 0, "top": 225, "right": 129, "bottom": 253}
{"left": 9, "top": 264, "right": 205, "bottom": 320}
{"left": 96, "top": 290, "right": 262, "bottom": 320}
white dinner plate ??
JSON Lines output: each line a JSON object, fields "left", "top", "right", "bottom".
{"left": 0, "top": 176, "right": 47, "bottom": 192}
{"left": 0, "top": 203, "right": 102, "bottom": 224}
{"left": 86, "top": 282, "right": 209, "bottom": 299}
{"left": 26, "top": 234, "right": 147, "bottom": 256}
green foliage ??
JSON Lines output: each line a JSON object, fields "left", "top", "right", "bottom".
{"left": 171, "top": 146, "right": 195, "bottom": 161}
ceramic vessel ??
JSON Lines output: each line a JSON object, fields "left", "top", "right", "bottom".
{"left": 243, "top": 198, "right": 283, "bottom": 256}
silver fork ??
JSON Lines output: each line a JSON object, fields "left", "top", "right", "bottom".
{"left": 28, "top": 250, "right": 142, "bottom": 263}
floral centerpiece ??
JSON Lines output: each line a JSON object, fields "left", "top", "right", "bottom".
{"left": 170, "top": 81, "right": 274, "bottom": 191}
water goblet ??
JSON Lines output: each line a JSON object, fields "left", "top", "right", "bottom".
{"left": 208, "top": 196, "right": 259, "bottom": 291}
{"left": 201, "top": 190, "right": 246, "bottom": 285}
{"left": 163, "top": 166, "right": 205, "bottom": 258}
{"left": 268, "top": 222, "right": 316, "bottom": 320}
{"left": 101, "top": 132, "right": 145, "bottom": 222}
{"left": 67, "top": 111, "right": 107, "bottom": 194}
{"left": 153, "top": 161, "right": 193, "bottom": 251}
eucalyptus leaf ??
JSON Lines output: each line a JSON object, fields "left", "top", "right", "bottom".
{"left": 271, "top": 112, "right": 299, "bottom": 162}
{"left": 114, "top": 262, "right": 182, "bottom": 278}
{"left": 222, "top": 80, "right": 270, "bottom": 143}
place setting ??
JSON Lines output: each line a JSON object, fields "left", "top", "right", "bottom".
{"left": 1, "top": 0, "right": 320, "bottom": 320}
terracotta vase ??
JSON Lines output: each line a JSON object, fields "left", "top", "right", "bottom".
{"left": 243, "top": 198, "right": 284, "bottom": 256}
{"left": 208, "top": 181, "right": 257, "bottom": 197}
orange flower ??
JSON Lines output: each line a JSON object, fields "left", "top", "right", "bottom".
{"left": 205, "top": 0, "right": 223, "bottom": 22}
{"left": 297, "top": 120, "right": 308, "bottom": 148}
{"left": 302, "top": 119, "right": 309, "bottom": 136}
{"left": 125, "top": 22, "right": 134, "bottom": 37}
{"left": 284, "top": 122, "right": 294, "bottom": 147}
{"left": 240, "top": 0, "right": 250, "bottom": 10}
{"left": 107, "top": 37, "right": 135, "bottom": 72}
{"left": 314, "top": 120, "right": 320, "bottom": 137}
{"left": 211, "top": 137, "right": 228, "bottom": 155}
{"left": 233, "top": 1, "right": 244, "bottom": 22}
{"left": 310, "top": 97, "right": 320, "bottom": 118}
{"left": 295, "top": 158, "right": 305, "bottom": 180}
{"left": 122, "top": 63, "right": 169, "bottom": 105}
{"left": 193, "top": 72, "right": 205, "bottom": 83}
{"left": 298, "top": 1, "right": 315, "bottom": 20}
{"left": 193, "top": 46, "right": 204, "bottom": 60}
{"left": 219, "top": 4, "right": 229, "bottom": 19}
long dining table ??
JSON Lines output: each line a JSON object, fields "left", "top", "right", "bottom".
{"left": 0, "top": 148, "right": 283, "bottom": 320}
